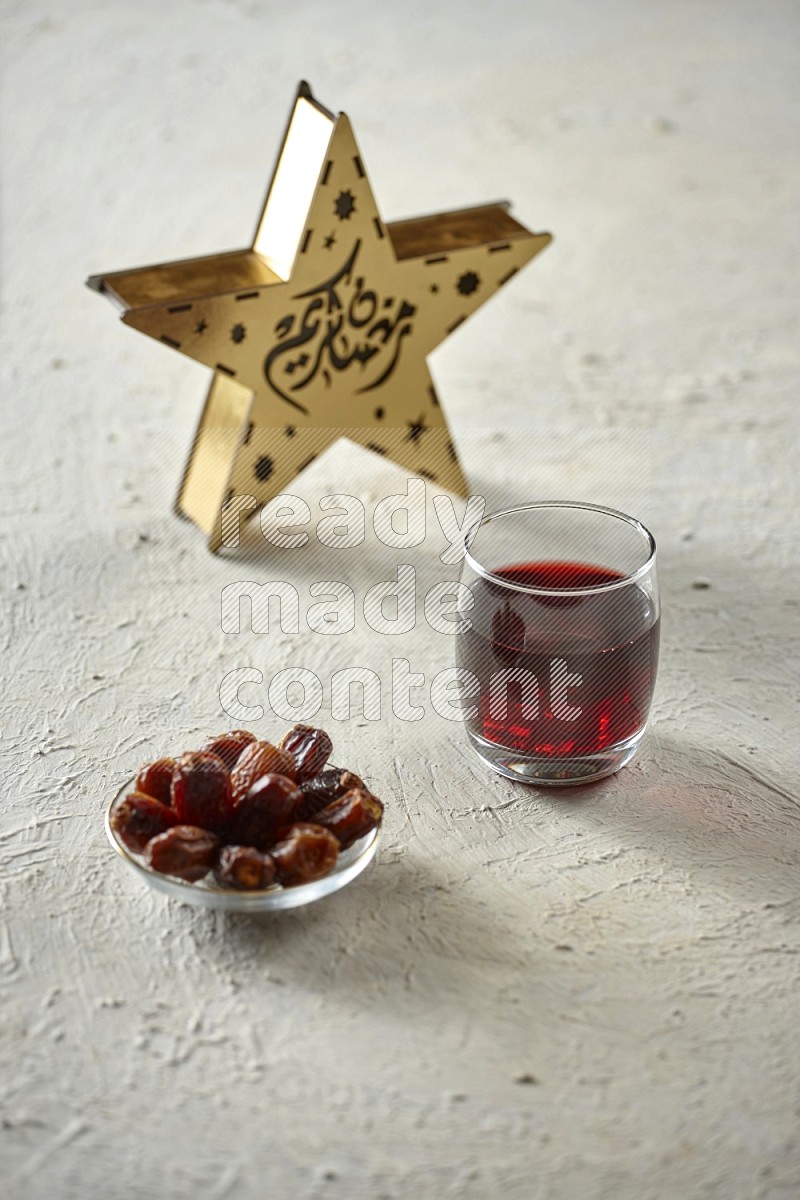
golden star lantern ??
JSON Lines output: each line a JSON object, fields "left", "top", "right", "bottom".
{"left": 88, "top": 82, "right": 552, "bottom": 551}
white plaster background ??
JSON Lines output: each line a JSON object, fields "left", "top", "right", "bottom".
{"left": 1, "top": 0, "right": 799, "bottom": 1196}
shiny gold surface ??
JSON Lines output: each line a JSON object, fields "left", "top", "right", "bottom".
{"left": 252, "top": 91, "right": 336, "bottom": 279}
{"left": 88, "top": 81, "right": 552, "bottom": 551}
{"left": 175, "top": 373, "right": 253, "bottom": 535}
{"left": 87, "top": 250, "right": 281, "bottom": 310}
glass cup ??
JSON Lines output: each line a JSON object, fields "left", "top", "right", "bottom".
{"left": 456, "top": 501, "right": 659, "bottom": 785}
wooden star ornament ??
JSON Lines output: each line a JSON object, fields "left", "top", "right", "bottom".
{"left": 88, "top": 82, "right": 552, "bottom": 551}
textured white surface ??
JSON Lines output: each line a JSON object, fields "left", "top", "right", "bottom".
{"left": 1, "top": 1, "right": 799, "bottom": 1197}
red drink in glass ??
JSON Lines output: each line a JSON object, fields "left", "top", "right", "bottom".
{"left": 456, "top": 507, "right": 660, "bottom": 784}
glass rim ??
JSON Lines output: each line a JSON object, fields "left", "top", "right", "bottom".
{"left": 462, "top": 500, "right": 657, "bottom": 596}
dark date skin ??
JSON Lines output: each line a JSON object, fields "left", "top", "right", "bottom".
{"left": 226, "top": 773, "right": 303, "bottom": 851}
{"left": 312, "top": 788, "right": 384, "bottom": 849}
{"left": 145, "top": 825, "right": 220, "bottom": 881}
{"left": 134, "top": 758, "right": 176, "bottom": 807}
{"left": 270, "top": 823, "right": 339, "bottom": 886}
{"left": 215, "top": 845, "right": 276, "bottom": 890}
{"left": 297, "top": 767, "right": 365, "bottom": 820}
{"left": 202, "top": 729, "right": 255, "bottom": 770}
{"left": 279, "top": 724, "right": 333, "bottom": 782}
{"left": 171, "top": 752, "right": 232, "bottom": 833}
{"left": 230, "top": 741, "right": 297, "bottom": 803}
{"left": 111, "top": 792, "right": 179, "bottom": 854}
{"left": 125, "top": 725, "right": 382, "bottom": 891}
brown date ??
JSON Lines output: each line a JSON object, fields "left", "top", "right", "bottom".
{"left": 279, "top": 724, "right": 333, "bottom": 782}
{"left": 297, "top": 766, "right": 365, "bottom": 820}
{"left": 270, "top": 823, "right": 339, "bottom": 886}
{"left": 312, "top": 788, "right": 384, "bottom": 849}
{"left": 226, "top": 773, "right": 302, "bottom": 851}
{"left": 134, "top": 758, "right": 176, "bottom": 807}
{"left": 145, "top": 825, "right": 220, "bottom": 881}
{"left": 111, "top": 792, "right": 179, "bottom": 853}
{"left": 202, "top": 729, "right": 256, "bottom": 770}
{"left": 215, "top": 845, "right": 276, "bottom": 890}
{"left": 171, "top": 752, "right": 232, "bottom": 833}
{"left": 230, "top": 740, "right": 297, "bottom": 802}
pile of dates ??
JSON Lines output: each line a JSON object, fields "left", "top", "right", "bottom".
{"left": 110, "top": 725, "right": 383, "bottom": 890}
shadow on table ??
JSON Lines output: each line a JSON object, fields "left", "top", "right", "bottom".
{"left": 206, "top": 848, "right": 539, "bottom": 1013}
{"left": 514, "top": 727, "right": 800, "bottom": 902}
{"left": 493, "top": 536, "right": 800, "bottom": 889}
{"left": 71, "top": 514, "right": 798, "bottom": 992}
{"left": 169, "top": 724, "right": 799, "bottom": 1009}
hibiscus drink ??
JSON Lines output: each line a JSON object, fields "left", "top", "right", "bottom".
{"left": 457, "top": 505, "right": 660, "bottom": 784}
